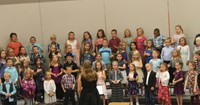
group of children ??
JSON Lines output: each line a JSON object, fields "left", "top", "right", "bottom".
{"left": 0, "top": 25, "right": 199, "bottom": 105}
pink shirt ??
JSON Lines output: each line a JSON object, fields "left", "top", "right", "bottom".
{"left": 135, "top": 36, "right": 146, "bottom": 58}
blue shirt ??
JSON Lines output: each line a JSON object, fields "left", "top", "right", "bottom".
{"left": 5, "top": 67, "right": 18, "bottom": 82}
{"left": 0, "top": 81, "right": 16, "bottom": 102}
{"left": 30, "top": 43, "right": 43, "bottom": 55}
{"left": 149, "top": 59, "right": 163, "bottom": 72}
{"left": 152, "top": 35, "right": 165, "bottom": 48}
{"left": 99, "top": 47, "right": 112, "bottom": 64}
{"left": 161, "top": 46, "right": 174, "bottom": 61}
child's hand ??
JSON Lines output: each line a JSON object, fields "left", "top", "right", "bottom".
{"left": 5, "top": 94, "right": 9, "bottom": 97}
{"left": 63, "top": 89, "right": 66, "bottom": 93}
{"left": 184, "top": 88, "right": 186, "bottom": 93}
{"left": 151, "top": 87, "right": 154, "bottom": 90}
{"left": 172, "top": 81, "right": 176, "bottom": 85}
{"left": 29, "top": 91, "right": 32, "bottom": 95}
{"left": 14, "top": 81, "right": 17, "bottom": 85}
{"left": 193, "top": 88, "right": 196, "bottom": 93}
{"left": 110, "top": 55, "right": 114, "bottom": 58}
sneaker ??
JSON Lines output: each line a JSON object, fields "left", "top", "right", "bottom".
{"left": 136, "top": 102, "right": 139, "bottom": 105}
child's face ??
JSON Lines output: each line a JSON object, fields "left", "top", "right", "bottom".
{"left": 188, "top": 63, "right": 195, "bottom": 70}
{"left": 20, "top": 48, "right": 26, "bottom": 55}
{"left": 30, "top": 38, "right": 36, "bottom": 44}
{"left": 84, "top": 44, "right": 90, "bottom": 51}
{"left": 196, "top": 39, "right": 200, "bottom": 46}
{"left": 103, "top": 40, "right": 108, "bottom": 47}
{"left": 117, "top": 54, "right": 122, "bottom": 61}
{"left": 36, "top": 59, "right": 41, "bottom": 65}
{"left": 96, "top": 62, "right": 101, "bottom": 70}
{"left": 121, "top": 43, "right": 126, "bottom": 50}
{"left": 97, "top": 31, "right": 103, "bottom": 38}
{"left": 1, "top": 51, "right": 6, "bottom": 59}
{"left": 152, "top": 51, "right": 158, "bottom": 58}
{"left": 9, "top": 49, "right": 14, "bottom": 57}
{"left": 96, "top": 54, "right": 101, "bottom": 61}
{"left": 7, "top": 60, "right": 13, "bottom": 67}
{"left": 84, "top": 33, "right": 90, "bottom": 39}
{"left": 172, "top": 51, "right": 178, "bottom": 57}
{"left": 11, "top": 35, "right": 17, "bottom": 42}
{"left": 23, "top": 60, "right": 29, "bottom": 67}
{"left": 180, "top": 39, "right": 185, "bottom": 46}
{"left": 67, "top": 46, "right": 72, "bottom": 52}
{"left": 112, "top": 63, "right": 118, "bottom": 70}
{"left": 195, "top": 54, "right": 200, "bottom": 59}
{"left": 50, "top": 45, "right": 56, "bottom": 52}
{"left": 52, "top": 56, "right": 59, "bottom": 63}
{"left": 69, "top": 33, "right": 75, "bottom": 40}
{"left": 175, "top": 27, "right": 182, "bottom": 34}
{"left": 131, "top": 43, "right": 136, "bottom": 50}
{"left": 67, "top": 56, "right": 72, "bottom": 62}
{"left": 137, "top": 29, "right": 143, "bottom": 35}
{"left": 51, "top": 37, "right": 56, "bottom": 42}
{"left": 4, "top": 74, "right": 10, "bottom": 82}
{"left": 160, "top": 65, "right": 166, "bottom": 72}
{"left": 111, "top": 31, "right": 117, "bottom": 38}
{"left": 129, "top": 64, "right": 135, "bottom": 71}
{"left": 154, "top": 31, "right": 159, "bottom": 37}
{"left": 147, "top": 41, "right": 152, "bottom": 48}
{"left": 46, "top": 72, "right": 51, "bottom": 79}
{"left": 125, "top": 30, "right": 130, "bottom": 37}
{"left": 145, "top": 64, "right": 152, "bottom": 71}
{"left": 175, "top": 63, "right": 181, "bottom": 70}
{"left": 33, "top": 47, "right": 38, "bottom": 54}
{"left": 165, "top": 40, "right": 171, "bottom": 46}
{"left": 66, "top": 68, "right": 72, "bottom": 74}
{"left": 133, "top": 53, "right": 139, "bottom": 60}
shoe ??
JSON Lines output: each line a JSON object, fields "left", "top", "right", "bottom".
{"left": 35, "top": 101, "right": 40, "bottom": 105}
{"left": 136, "top": 102, "right": 139, "bottom": 105}
{"left": 129, "top": 102, "right": 133, "bottom": 105}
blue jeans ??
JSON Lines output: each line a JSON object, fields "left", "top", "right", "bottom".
{"left": 145, "top": 86, "right": 155, "bottom": 105}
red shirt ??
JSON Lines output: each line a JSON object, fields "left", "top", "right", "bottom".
{"left": 109, "top": 37, "right": 120, "bottom": 53}
{"left": 7, "top": 41, "right": 22, "bottom": 56}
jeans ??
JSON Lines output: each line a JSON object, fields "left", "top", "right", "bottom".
{"left": 145, "top": 86, "right": 155, "bottom": 105}
{"left": 63, "top": 89, "right": 76, "bottom": 105}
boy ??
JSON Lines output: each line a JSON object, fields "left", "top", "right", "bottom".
{"left": 109, "top": 29, "right": 121, "bottom": 54}
{"left": 48, "top": 34, "right": 61, "bottom": 52}
{"left": 144, "top": 63, "right": 156, "bottom": 105}
{"left": 194, "top": 50, "right": 200, "bottom": 91}
{"left": 30, "top": 46, "right": 45, "bottom": 68}
{"left": 161, "top": 37, "right": 174, "bottom": 64}
{"left": 99, "top": 39, "right": 113, "bottom": 77}
{"left": 92, "top": 53, "right": 107, "bottom": 71}
{"left": 0, "top": 72, "right": 17, "bottom": 105}
{"left": 109, "top": 61, "right": 123, "bottom": 102}
{"left": 29, "top": 36, "right": 43, "bottom": 55}
{"left": 61, "top": 67, "right": 76, "bottom": 105}
{"left": 4, "top": 58, "right": 18, "bottom": 85}
{"left": 152, "top": 28, "right": 165, "bottom": 54}
{"left": 193, "top": 37, "right": 200, "bottom": 54}
{"left": 63, "top": 52, "right": 79, "bottom": 79}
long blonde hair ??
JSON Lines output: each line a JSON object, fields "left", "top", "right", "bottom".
{"left": 81, "top": 60, "right": 97, "bottom": 81}
{"left": 23, "top": 69, "right": 33, "bottom": 80}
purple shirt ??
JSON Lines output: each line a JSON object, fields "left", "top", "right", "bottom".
{"left": 50, "top": 64, "right": 62, "bottom": 84}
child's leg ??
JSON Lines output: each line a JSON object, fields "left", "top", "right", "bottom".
{"left": 195, "top": 95, "right": 200, "bottom": 104}
{"left": 69, "top": 90, "right": 76, "bottom": 105}
{"left": 176, "top": 95, "right": 180, "bottom": 105}
{"left": 100, "top": 95, "right": 106, "bottom": 105}
{"left": 135, "top": 95, "right": 139, "bottom": 103}
{"left": 179, "top": 95, "right": 183, "bottom": 105}
{"left": 190, "top": 96, "right": 194, "bottom": 105}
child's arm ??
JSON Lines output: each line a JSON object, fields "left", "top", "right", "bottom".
{"left": 184, "top": 75, "right": 188, "bottom": 91}
{"left": 117, "top": 71, "right": 123, "bottom": 83}
{"left": 14, "top": 57, "right": 20, "bottom": 65}
{"left": 102, "top": 70, "right": 106, "bottom": 81}
{"left": 92, "top": 40, "right": 95, "bottom": 52}
{"left": 44, "top": 81, "right": 50, "bottom": 95}
{"left": 118, "top": 64, "right": 126, "bottom": 70}
{"left": 56, "top": 68, "right": 63, "bottom": 77}
{"left": 194, "top": 74, "right": 198, "bottom": 93}
{"left": 49, "top": 68, "right": 56, "bottom": 77}
{"left": 61, "top": 82, "right": 66, "bottom": 93}
{"left": 77, "top": 75, "right": 82, "bottom": 97}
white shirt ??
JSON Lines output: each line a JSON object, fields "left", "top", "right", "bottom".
{"left": 146, "top": 71, "right": 151, "bottom": 85}
{"left": 156, "top": 71, "right": 170, "bottom": 86}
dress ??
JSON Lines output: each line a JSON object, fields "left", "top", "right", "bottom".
{"left": 44, "top": 79, "right": 57, "bottom": 104}
{"left": 95, "top": 38, "right": 103, "bottom": 51}
{"left": 173, "top": 70, "right": 184, "bottom": 95}
{"left": 132, "top": 61, "right": 144, "bottom": 84}
{"left": 177, "top": 45, "right": 190, "bottom": 71}
{"left": 158, "top": 81, "right": 171, "bottom": 105}
{"left": 123, "top": 37, "right": 132, "bottom": 59}
{"left": 145, "top": 49, "right": 154, "bottom": 63}
{"left": 187, "top": 71, "right": 199, "bottom": 95}
{"left": 128, "top": 71, "right": 139, "bottom": 95}
{"left": 66, "top": 40, "right": 80, "bottom": 66}
{"left": 79, "top": 76, "right": 101, "bottom": 105}
{"left": 135, "top": 36, "right": 147, "bottom": 62}
{"left": 97, "top": 71, "right": 107, "bottom": 99}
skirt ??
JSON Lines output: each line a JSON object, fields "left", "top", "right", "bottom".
{"left": 158, "top": 84, "right": 171, "bottom": 105}
{"left": 128, "top": 81, "right": 139, "bottom": 95}
{"left": 110, "top": 84, "right": 123, "bottom": 102}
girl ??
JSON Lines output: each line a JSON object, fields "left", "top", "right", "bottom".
{"left": 0, "top": 50, "right": 7, "bottom": 82}
{"left": 21, "top": 69, "right": 36, "bottom": 105}
{"left": 33, "top": 57, "right": 45, "bottom": 104}
{"left": 123, "top": 29, "right": 134, "bottom": 60}
{"left": 149, "top": 50, "right": 163, "bottom": 72}
{"left": 144, "top": 39, "right": 155, "bottom": 63}
{"left": 44, "top": 71, "right": 57, "bottom": 104}
{"left": 173, "top": 62, "right": 185, "bottom": 105}
{"left": 177, "top": 37, "right": 190, "bottom": 72}
{"left": 184, "top": 61, "right": 199, "bottom": 104}
{"left": 81, "top": 31, "right": 95, "bottom": 52}
{"left": 64, "top": 44, "right": 76, "bottom": 62}
{"left": 81, "top": 42, "right": 95, "bottom": 65}
{"left": 49, "top": 55, "right": 64, "bottom": 101}
{"left": 171, "top": 25, "right": 186, "bottom": 48}
{"left": 18, "top": 46, "right": 30, "bottom": 63}
{"left": 168, "top": 49, "right": 182, "bottom": 84}
{"left": 135, "top": 27, "right": 147, "bottom": 62}
{"left": 65, "top": 31, "right": 80, "bottom": 66}
{"left": 96, "top": 61, "right": 107, "bottom": 105}
{"left": 7, "top": 32, "right": 22, "bottom": 56}
{"left": 132, "top": 51, "right": 144, "bottom": 96}
{"left": 130, "top": 42, "right": 139, "bottom": 62}
{"left": 118, "top": 41, "right": 129, "bottom": 63}
{"left": 156, "top": 63, "right": 171, "bottom": 105}
{"left": 127, "top": 63, "right": 139, "bottom": 105}
{"left": 95, "top": 29, "right": 106, "bottom": 52}
{"left": 49, "top": 44, "right": 61, "bottom": 62}
{"left": 7, "top": 48, "right": 20, "bottom": 67}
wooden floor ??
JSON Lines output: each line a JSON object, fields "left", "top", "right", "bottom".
{"left": 109, "top": 102, "right": 130, "bottom": 105}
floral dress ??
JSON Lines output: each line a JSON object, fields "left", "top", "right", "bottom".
{"left": 187, "top": 71, "right": 199, "bottom": 95}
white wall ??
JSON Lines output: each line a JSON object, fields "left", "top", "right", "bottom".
{"left": 0, "top": 0, "right": 199, "bottom": 58}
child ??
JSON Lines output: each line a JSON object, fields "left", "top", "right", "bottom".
{"left": 81, "top": 42, "right": 95, "bottom": 65}
{"left": 0, "top": 72, "right": 17, "bottom": 105}
{"left": 173, "top": 62, "right": 184, "bottom": 105}
{"left": 144, "top": 63, "right": 156, "bottom": 105}
{"left": 63, "top": 52, "right": 79, "bottom": 79}
{"left": 156, "top": 63, "right": 171, "bottom": 105}
{"left": 171, "top": 25, "right": 186, "bottom": 48}
{"left": 132, "top": 51, "right": 144, "bottom": 96}
{"left": 0, "top": 50, "right": 7, "bottom": 82}
{"left": 152, "top": 28, "right": 165, "bottom": 54}
{"left": 64, "top": 44, "right": 76, "bottom": 62}
{"left": 193, "top": 34, "right": 200, "bottom": 45}
{"left": 99, "top": 39, "right": 113, "bottom": 76}
{"left": 49, "top": 44, "right": 61, "bottom": 62}
{"left": 144, "top": 39, "right": 155, "bottom": 63}
{"left": 44, "top": 71, "right": 57, "bottom": 104}
{"left": 116, "top": 53, "right": 128, "bottom": 96}
{"left": 21, "top": 69, "right": 36, "bottom": 105}
{"left": 65, "top": 31, "right": 80, "bottom": 66}
{"left": 109, "top": 61, "right": 123, "bottom": 102}
{"left": 149, "top": 50, "right": 163, "bottom": 72}
{"left": 29, "top": 36, "right": 43, "bottom": 55}
{"left": 118, "top": 41, "right": 129, "bottom": 63}
{"left": 168, "top": 49, "right": 182, "bottom": 84}
{"left": 127, "top": 63, "right": 139, "bottom": 105}
{"left": 135, "top": 27, "right": 147, "bottom": 62}
{"left": 177, "top": 37, "right": 190, "bottom": 72}
{"left": 95, "top": 61, "right": 107, "bottom": 105}
{"left": 161, "top": 37, "right": 174, "bottom": 64}
{"left": 33, "top": 57, "right": 45, "bottom": 104}
{"left": 7, "top": 33, "right": 22, "bottom": 56}
{"left": 109, "top": 29, "right": 121, "bottom": 54}
{"left": 95, "top": 29, "right": 106, "bottom": 52}
{"left": 5, "top": 58, "right": 18, "bottom": 85}
{"left": 81, "top": 31, "right": 95, "bottom": 52}
{"left": 48, "top": 34, "right": 61, "bottom": 52}
{"left": 30, "top": 46, "right": 45, "bottom": 68}
{"left": 130, "top": 42, "right": 139, "bottom": 62}
{"left": 7, "top": 48, "right": 20, "bottom": 67}
{"left": 18, "top": 46, "right": 30, "bottom": 63}
{"left": 193, "top": 37, "right": 200, "bottom": 55}
{"left": 61, "top": 67, "right": 76, "bottom": 105}
{"left": 194, "top": 50, "right": 200, "bottom": 94}
{"left": 123, "top": 29, "right": 134, "bottom": 60}
{"left": 92, "top": 53, "right": 107, "bottom": 71}
{"left": 184, "top": 61, "right": 199, "bottom": 104}
{"left": 49, "top": 55, "right": 64, "bottom": 101}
